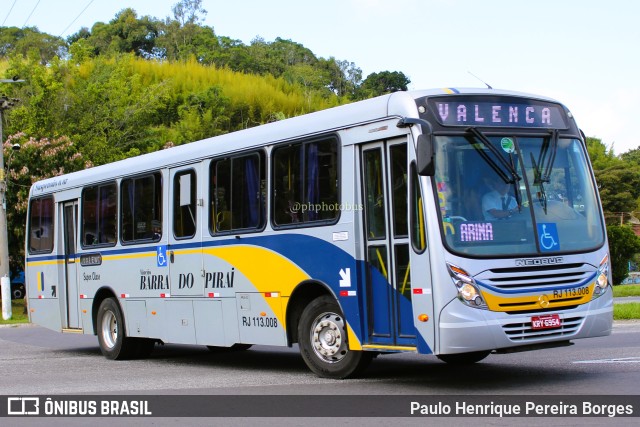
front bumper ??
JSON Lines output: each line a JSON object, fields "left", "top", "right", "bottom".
{"left": 437, "top": 291, "right": 613, "bottom": 354}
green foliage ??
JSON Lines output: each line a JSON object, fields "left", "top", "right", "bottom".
{"left": 2, "top": 2, "right": 368, "bottom": 101}
{"left": 596, "top": 164, "right": 640, "bottom": 217}
{"left": 72, "top": 9, "right": 159, "bottom": 58}
{"left": 620, "top": 147, "right": 640, "bottom": 166}
{"left": 2, "top": 54, "right": 343, "bottom": 165}
{"left": 356, "top": 71, "right": 411, "bottom": 99}
{"left": 613, "top": 303, "right": 640, "bottom": 320}
{"left": 607, "top": 225, "right": 640, "bottom": 285}
{"left": 586, "top": 136, "right": 619, "bottom": 170}
{"left": 613, "top": 285, "right": 640, "bottom": 297}
{"left": 3, "top": 133, "right": 91, "bottom": 271}
{"left": 0, "top": 26, "right": 66, "bottom": 64}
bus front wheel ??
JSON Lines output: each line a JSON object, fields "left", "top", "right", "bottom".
{"left": 298, "top": 295, "right": 372, "bottom": 379}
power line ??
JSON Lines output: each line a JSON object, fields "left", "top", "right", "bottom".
{"left": 23, "top": 0, "right": 42, "bottom": 27}
{"left": 2, "top": 0, "right": 18, "bottom": 26}
{"left": 59, "top": 0, "right": 96, "bottom": 37}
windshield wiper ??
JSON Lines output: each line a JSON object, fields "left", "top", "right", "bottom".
{"left": 467, "top": 127, "right": 522, "bottom": 209}
{"left": 532, "top": 129, "right": 559, "bottom": 214}
{"left": 541, "top": 129, "right": 559, "bottom": 183}
{"left": 468, "top": 127, "right": 521, "bottom": 183}
{"left": 530, "top": 152, "right": 547, "bottom": 214}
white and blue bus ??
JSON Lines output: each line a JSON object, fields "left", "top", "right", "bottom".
{"left": 25, "top": 88, "right": 612, "bottom": 378}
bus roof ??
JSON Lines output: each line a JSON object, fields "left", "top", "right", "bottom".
{"left": 29, "top": 88, "right": 564, "bottom": 196}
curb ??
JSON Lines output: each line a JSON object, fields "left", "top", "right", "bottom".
{"left": 0, "top": 322, "right": 36, "bottom": 329}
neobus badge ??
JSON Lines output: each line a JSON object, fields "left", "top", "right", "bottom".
{"left": 515, "top": 257, "right": 564, "bottom": 267}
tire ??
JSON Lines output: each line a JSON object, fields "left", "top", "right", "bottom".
{"left": 298, "top": 295, "right": 372, "bottom": 379}
{"left": 12, "top": 286, "right": 24, "bottom": 300}
{"left": 436, "top": 350, "right": 491, "bottom": 365}
{"left": 96, "top": 298, "right": 137, "bottom": 360}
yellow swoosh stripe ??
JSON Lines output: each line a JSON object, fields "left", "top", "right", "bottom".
{"left": 203, "top": 245, "right": 362, "bottom": 349}
{"left": 482, "top": 284, "right": 595, "bottom": 312}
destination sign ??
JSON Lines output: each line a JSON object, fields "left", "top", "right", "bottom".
{"left": 424, "top": 97, "right": 568, "bottom": 129}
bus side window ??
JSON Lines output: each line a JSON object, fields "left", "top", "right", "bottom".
{"left": 173, "top": 170, "right": 197, "bottom": 239}
{"left": 28, "top": 196, "right": 55, "bottom": 253}
{"left": 82, "top": 182, "right": 117, "bottom": 247}
{"left": 121, "top": 172, "right": 162, "bottom": 243}
{"left": 390, "top": 143, "right": 408, "bottom": 237}
{"left": 272, "top": 137, "right": 338, "bottom": 226}
{"left": 210, "top": 151, "right": 265, "bottom": 234}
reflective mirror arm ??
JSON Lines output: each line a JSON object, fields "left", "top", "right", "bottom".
{"left": 397, "top": 117, "right": 435, "bottom": 176}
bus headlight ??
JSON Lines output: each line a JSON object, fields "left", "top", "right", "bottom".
{"left": 447, "top": 263, "right": 487, "bottom": 309}
{"left": 593, "top": 254, "right": 610, "bottom": 299}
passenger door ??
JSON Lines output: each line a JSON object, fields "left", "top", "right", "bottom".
{"left": 62, "top": 200, "right": 81, "bottom": 329}
{"left": 361, "top": 139, "right": 416, "bottom": 347}
{"left": 168, "top": 164, "right": 204, "bottom": 297}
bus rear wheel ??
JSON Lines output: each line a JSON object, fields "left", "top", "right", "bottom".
{"left": 97, "top": 297, "right": 138, "bottom": 360}
{"left": 298, "top": 295, "right": 372, "bottom": 379}
{"left": 436, "top": 350, "right": 491, "bottom": 365}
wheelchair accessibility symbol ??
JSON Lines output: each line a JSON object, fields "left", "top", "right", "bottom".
{"left": 537, "top": 223, "right": 559, "bottom": 252}
{"left": 157, "top": 245, "right": 168, "bottom": 267}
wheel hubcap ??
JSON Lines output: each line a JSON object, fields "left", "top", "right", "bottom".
{"left": 101, "top": 310, "right": 118, "bottom": 349}
{"left": 311, "top": 312, "right": 348, "bottom": 363}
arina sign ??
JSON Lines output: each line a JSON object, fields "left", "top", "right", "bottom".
{"left": 430, "top": 99, "right": 568, "bottom": 129}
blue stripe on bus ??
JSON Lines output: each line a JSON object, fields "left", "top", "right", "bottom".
{"left": 26, "top": 254, "right": 65, "bottom": 262}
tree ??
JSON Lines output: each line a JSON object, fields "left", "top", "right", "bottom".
{"left": 596, "top": 164, "right": 640, "bottom": 220}
{"left": 620, "top": 147, "right": 640, "bottom": 167}
{"left": 606, "top": 225, "right": 640, "bottom": 285}
{"left": 3, "top": 55, "right": 70, "bottom": 138}
{"left": 3, "top": 133, "right": 91, "bottom": 272}
{"left": 0, "top": 26, "right": 66, "bottom": 64}
{"left": 319, "top": 58, "right": 362, "bottom": 97}
{"left": 171, "top": 0, "right": 207, "bottom": 26}
{"left": 77, "top": 9, "right": 160, "bottom": 58}
{"left": 155, "top": 0, "right": 217, "bottom": 62}
{"left": 156, "top": 20, "right": 218, "bottom": 62}
{"left": 169, "top": 86, "right": 231, "bottom": 143}
{"left": 356, "top": 71, "right": 410, "bottom": 99}
{"left": 586, "top": 137, "right": 619, "bottom": 170}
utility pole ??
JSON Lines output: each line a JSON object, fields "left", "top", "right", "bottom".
{"left": 0, "top": 90, "right": 21, "bottom": 282}
{"left": 0, "top": 100, "right": 11, "bottom": 280}
{"left": 0, "top": 78, "right": 22, "bottom": 319}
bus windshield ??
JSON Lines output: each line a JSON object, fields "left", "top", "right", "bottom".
{"left": 434, "top": 133, "right": 605, "bottom": 257}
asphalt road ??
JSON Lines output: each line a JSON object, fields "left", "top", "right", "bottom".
{"left": 1, "top": 322, "right": 639, "bottom": 426}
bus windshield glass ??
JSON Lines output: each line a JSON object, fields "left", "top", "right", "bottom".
{"left": 434, "top": 133, "right": 605, "bottom": 256}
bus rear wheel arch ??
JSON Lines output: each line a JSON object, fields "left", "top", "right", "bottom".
{"left": 96, "top": 297, "right": 155, "bottom": 360}
{"left": 297, "top": 295, "right": 372, "bottom": 379}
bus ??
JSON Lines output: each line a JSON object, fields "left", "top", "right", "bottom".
{"left": 24, "top": 88, "right": 612, "bottom": 378}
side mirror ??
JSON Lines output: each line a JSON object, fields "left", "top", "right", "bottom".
{"left": 416, "top": 134, "right": 435, "bottom": 176}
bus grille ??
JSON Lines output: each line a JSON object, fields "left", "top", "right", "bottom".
{"left": 475, "top": 263, "right": 594, "bottom": 292}
{"left": 502, "top": 316, "right": 584, "bottom": 342}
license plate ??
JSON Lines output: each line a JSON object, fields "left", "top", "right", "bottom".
{"left": 531, "top": 314, "right": 561, "bottom": 330}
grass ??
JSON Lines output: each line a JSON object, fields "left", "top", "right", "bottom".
{"left": 0, "top": 299, "right": 28, "bottom": 325}
{"left": 612, "top": 284, "right": 640, "bottom": 298}
{"left": 613, "top": 303, "right": 640, "bottom": 320}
